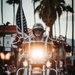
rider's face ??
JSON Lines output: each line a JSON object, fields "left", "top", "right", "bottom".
{"left": 34, "top": 29, "right": 43, "bottom": 37}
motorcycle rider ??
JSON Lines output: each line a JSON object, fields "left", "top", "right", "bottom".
{"left": 32, "top": 23, "right": 59, "bottom": 75}
{"left": 32, "top": 23, "right": 45, "bottom": 41}
{"left": 32, "top": 23, "right": 53, "bottom": 43}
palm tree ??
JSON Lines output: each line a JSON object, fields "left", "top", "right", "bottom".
{"left": 32, "top": 0, "right": 40, "bottom": 23}
{"left": 6, "top": 0, "right": 20, "bottom": 25}
{"left": 34, "top": 0, "right": 73, "bottom": 37}
{"left": 65, "top": 5, "right": 74, "bottom": 41}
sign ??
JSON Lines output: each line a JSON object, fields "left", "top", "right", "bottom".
{"left": 0, "top": 25, "right": 16, "bottom": 34}
{"left": 4, "top": 35, "right": 11, "bottom": 51}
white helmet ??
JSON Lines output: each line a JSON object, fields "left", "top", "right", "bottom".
{"left": 32, "top": 23, "right": 44, "bottom": 30}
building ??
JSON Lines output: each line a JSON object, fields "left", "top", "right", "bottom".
{"left": 0, "top": 25, "right": 17, "bottom": 66}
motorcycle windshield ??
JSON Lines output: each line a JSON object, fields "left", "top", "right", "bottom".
{"left": 22, "top": 41, "right": 53, "bottom": 63}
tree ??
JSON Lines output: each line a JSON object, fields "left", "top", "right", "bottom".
{"left": 32, "top": 0, "right": 40, "bottom": 23}
{"left": 65, "top": 5, "right": 74, "bottom": 41}
{"left": 6, "top": 0, "right": 20, "bottom": 25}
{"left": 34, "top": 0, "right": 73, "bottom": 37}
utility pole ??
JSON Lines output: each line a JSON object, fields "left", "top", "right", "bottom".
{"left": 72, "top": 0, "right": 74, "bottom": 66}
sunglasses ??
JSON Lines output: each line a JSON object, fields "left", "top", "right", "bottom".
{"left": 34, "top": 29, "right": 43, "bottom": 31}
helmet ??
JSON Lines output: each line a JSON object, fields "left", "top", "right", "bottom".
{"left": 32, "top": 23, "right": 44, "bottom": 30}
{"left": 32, "top": 23, "right": 45, "bottom": 36}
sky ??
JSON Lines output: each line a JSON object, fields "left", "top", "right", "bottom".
{"left": 0, "top": 0, "right": 75, "bottom": 41}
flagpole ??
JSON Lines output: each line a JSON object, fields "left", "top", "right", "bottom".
{"left": 20, "top": 0, "right": 24, "bottom": 38}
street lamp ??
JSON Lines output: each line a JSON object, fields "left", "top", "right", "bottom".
{"left": 0, "top": 52, "right": 5, "bottom": 60}
{"left": 0, "top": 52, "right": 11, "bottom": 60}
{"left": 5, "top": 52, "right": 11, "bottom": 60}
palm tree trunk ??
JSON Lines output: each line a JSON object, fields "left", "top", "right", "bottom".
{"left": 1, "top": 0, "right": 3, "bottom": 24}
{"left": 33, "top": 0, "right": 36, "bottom": 23}
{"left": 13, "top": 3, "right": 15, "bottom": 25}
{"left": 65, "top": 11, "right": 68, "bottom": 42}
{"left": 58, "top": 16, "right": 61, "bottom": 37}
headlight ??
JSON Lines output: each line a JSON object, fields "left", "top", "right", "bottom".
{"left": 0, "top": 52, "right": 5, "bottom": 60}
{"left": 30, "top": 49, "right": 45, "bottom": 60}
{"left": 46, "top": 60, "right": 51, "bottom": 68}
{"left": 23, "top": 59, "right": 28, "bottom": 67}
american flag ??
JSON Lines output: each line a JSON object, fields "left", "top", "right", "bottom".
{"left": 13, "top": 3, "right": 29, "bottom": 43}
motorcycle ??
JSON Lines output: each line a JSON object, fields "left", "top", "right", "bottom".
{"left": 16, "top": 40, "right": 65, "bottom": 75}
